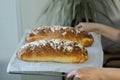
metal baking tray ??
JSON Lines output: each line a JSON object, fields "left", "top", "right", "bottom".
{"left": 7, "top": 31, "right": 103, "bottom": 76}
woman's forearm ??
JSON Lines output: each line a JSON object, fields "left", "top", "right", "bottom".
{"left": 102, "top": 68, "right": 120, "bottom": 80}
{"left": 67, "top": 67, "right": 120, "bottom": 80}
{"left": 91, "top": 24, "right": 120, "bottom": 44}
{"left": 76, "top": 22, "right": 120, "bottom": 43}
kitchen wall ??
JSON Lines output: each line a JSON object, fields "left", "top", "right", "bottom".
{"left": 0, "top": 0, "right": 21, "bottom": 80}
{"left": 18, "top": 0, "right": 52, "bottom": 38}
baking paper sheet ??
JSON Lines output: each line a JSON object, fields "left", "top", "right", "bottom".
{"left": 7, "top": 32, "right": 103, "bottom": 74}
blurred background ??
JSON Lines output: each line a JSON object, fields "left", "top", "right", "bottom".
{"left": 0, "top": 0, "right": 120, "bottom": 80}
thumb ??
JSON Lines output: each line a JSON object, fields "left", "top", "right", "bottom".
{"left": 75, "top": 22, "right": 85, "bottom": 28}
{"left": 67, "top": 70, "right": 76, "bottom": 80}
{"left": 75, "top": 23, "right": 86, "bottom": 31}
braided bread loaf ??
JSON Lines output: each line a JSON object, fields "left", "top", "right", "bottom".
{"left": 17, "top": 39, "right": 88, "bottom": 63}
{"left": 26, "top": 26, "right": 94, "bottom": 47}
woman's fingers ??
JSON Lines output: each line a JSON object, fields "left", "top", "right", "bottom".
{"left": 73, "top": 75, "right": 80, "bottom": 80}
{"left": 67, "top": 70, "right": 77, "bottom": 80}
{"left": 75, "top": 23, "right": 83, "bottom": 28}
{"left": 75, "top": 23, "right": 86, "bottom": 31}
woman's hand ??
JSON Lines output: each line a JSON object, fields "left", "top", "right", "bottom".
{"left": 67, "top": 67, "right": 120, "bottom": 80}
{"left": 75, "top": 22, "right": 100, "bottom": 33}
{"left": 75, "top": 22, "right": 120, "bottom": 43}
{"left": 67, "top": 67, "right": 104, "bottom": 80}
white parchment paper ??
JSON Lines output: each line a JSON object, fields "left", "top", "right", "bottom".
{"left": 7, "top": 32, "right": 103, "bottom": 74}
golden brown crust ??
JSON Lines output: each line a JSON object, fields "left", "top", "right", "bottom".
{"left": 17, "top": 39, "right": 88, "bottom": 63}
{"left": 26, "top": 26, "right": 94, "bottom": 47}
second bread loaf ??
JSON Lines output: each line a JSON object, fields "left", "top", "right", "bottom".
{"left": 26, "top": 26, "right": 94, "bottom": 47}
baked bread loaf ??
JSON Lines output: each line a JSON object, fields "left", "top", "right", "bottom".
{"left": 17, "top": 39, "right": 88, "bottom": 63}
{"left": 26, "top": 26, "right": 94, "bottom": 47}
